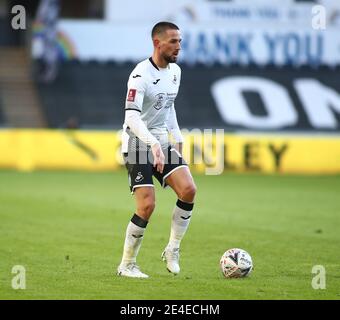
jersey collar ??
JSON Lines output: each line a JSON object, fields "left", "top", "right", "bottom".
{"left": 149, "top": 57, "right": 159, "bottom": 71}
{"left": 149, "top": 57, "right": 170, "bottom": 71}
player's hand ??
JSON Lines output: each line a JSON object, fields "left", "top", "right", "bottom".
{"left": 151, "top": 143, "right": 165, "bottom": 174}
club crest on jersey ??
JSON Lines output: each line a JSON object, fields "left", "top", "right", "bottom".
{"left": 173, "top": 74, "right": 177, "bottom": 84}
{"left": 127, "top": 89, "right": 136, "bottom": 102}
{"left": 135, "top": 172, "right": 144, "bottom": 182}
{"left": 153, "top": 93, "right": 166, "bottom": 110}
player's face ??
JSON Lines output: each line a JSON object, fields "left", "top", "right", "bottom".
{"left": 159, "top": 29, "right": 182, "bottom": 63}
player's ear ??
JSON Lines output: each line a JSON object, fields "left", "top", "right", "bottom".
{"left": 153, "top": 37, "right": 160, "bottom": 48}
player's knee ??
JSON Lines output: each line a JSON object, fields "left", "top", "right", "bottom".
{"left": 180, "top": 183, "right": 197, "bottom": 202}
{"left": 140, "top": 198, "right": 155, "bottom": 216}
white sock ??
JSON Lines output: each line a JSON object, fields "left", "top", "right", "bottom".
{"left": 120, "top": 214, "right": 148, "bottom": 265}
{"left": 168, "top": 199, "right": 194, "bottom": 250}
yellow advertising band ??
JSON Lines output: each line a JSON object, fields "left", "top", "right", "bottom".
{"left": 0, "top": 129, "right": 339, "bottom": 174}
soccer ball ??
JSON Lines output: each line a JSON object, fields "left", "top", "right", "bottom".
{"left": 220, "top": 248, "right": 253, "bottom": 278}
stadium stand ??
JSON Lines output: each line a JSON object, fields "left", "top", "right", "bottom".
{"left": 0, "top": 48, "right": 46, "bottom": 128}
{"left": 35, "top": 61, "right": 229, "bottom": 130}
{"left": 35, "top": 61, "right": 128, "bottom": 129}
{"left": 35, "top": 62, "right": 340, "bottom": 132}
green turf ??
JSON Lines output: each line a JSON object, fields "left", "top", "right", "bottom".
{"left": 0, "top": 170, "right": 339, "bottom": 300}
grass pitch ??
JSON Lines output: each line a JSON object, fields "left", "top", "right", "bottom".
{"left": 0, "top": 170, "right": 339, "bottom": 300}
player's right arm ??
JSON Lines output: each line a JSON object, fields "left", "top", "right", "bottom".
{"left": 124, "top": 71, "right": 165, "bottom": 173}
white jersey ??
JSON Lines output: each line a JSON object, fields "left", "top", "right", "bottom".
{"left": 121, "top": 57, "right": 182, "bottom": 153}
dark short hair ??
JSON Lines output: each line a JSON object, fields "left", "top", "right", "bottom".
{"left": 151, "top": 21, "right": 179, "bottom": 39}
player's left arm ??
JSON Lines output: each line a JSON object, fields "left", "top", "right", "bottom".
{"left": 166, "top": 103, "right": 183, "bottom": 154}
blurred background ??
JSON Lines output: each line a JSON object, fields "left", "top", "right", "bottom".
{"left": 0, "top": 0, "right": 339, "bottom": 173}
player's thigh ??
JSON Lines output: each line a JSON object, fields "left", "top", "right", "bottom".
{"left": 165, "top": 166, "right": 197, "bottom": 201}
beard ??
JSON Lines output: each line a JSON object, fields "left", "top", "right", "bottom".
{"left": 163, "top": 53, "right": 178, "bottom": 63}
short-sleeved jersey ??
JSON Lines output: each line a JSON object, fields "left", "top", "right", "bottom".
{"left": 121, "top": 57, "right": 181, "bottom": 153}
